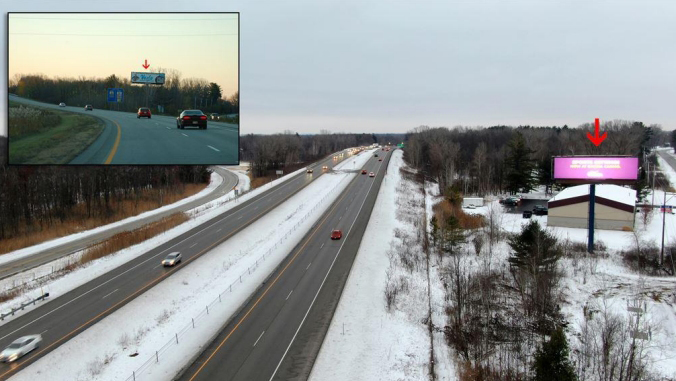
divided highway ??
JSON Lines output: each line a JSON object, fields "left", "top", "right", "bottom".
{"left": 0, "top": 166, "right": 239, "bottom": 280}
{"left": 0, "top": 150, "right": 359, "bottom": 380}
{"left": 177, "top": 149, "right": 393, "bottom": 381}
{"left": 8, "top": 95, "right": 238, "bottom": 165}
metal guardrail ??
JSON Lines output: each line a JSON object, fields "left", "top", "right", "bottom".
{"left": 125, "top": 174, "right": 348, "bottom": 381}
{"left": 1, "top": 293, "right": 49, "bottom": 320}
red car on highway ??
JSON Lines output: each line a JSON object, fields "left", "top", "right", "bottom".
{"left": 331, "top": 230, "right": 342, "bottom": 240}
{"left": 137, "top": 107, "right": 151, "bottom": 119}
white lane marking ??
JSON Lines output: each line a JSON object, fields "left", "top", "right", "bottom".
{"left": 253, "top": 331, "right": 265, "bottom": 347}
{"left": 0, "top": 156, "right": 333, "bottom": 340}
{"left": 320, "top": 243, "right": 324, "bottom": 249}
{"left": 216, "top": 228, "right": 222, "bottom": 233}
{"left": 286, "top": 290, "right": 293, "bottom": 300}
{"left": 102, "top": 289, "right": 119, "bottom": 299}
{"left": 166, "top": 127, "right": 171, "bottom": 130}
{"left": 208, "top": 145, "right": 220, "bottom": 152}
{"left": 182, "top": 133, "right": 188, "bottom": 137}
{"left": 306, "top": 262, "right": 311, "bottom": 270}
{"left": 269, "top": 155, "right": 379, "bottom": 381}
{"left": 190, "top": 243, "right": 197, "bottom": 248}
{"left": 237, "top": 216, "right": 242, "bottom": 220}
{"left": 40, "top": 330, "right": 48, "bottom": 335}
{"left": 254, "top": 206, "right": 258, "bottom": 211}
{"left": 339, "top": 216, "right": 342, "bottom": 220}
{"left": 153, "top": 264, "right": 161, "bottom": 270}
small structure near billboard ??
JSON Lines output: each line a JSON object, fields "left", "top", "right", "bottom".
{"left": 462, "top": 197, "right": 484, "bottom": 208}
{"left": 548, "top": 184, "right": 636, "bottom": 231}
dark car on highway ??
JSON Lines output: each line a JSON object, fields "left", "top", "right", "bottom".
{"left": 137, "top": 107, "right": 151, "bottom": 119}
{"left": 84, "top": 105, "right": 93, "bottom": 111}
{"left": 177, "top": 110, "right": 207, "bottom": 130}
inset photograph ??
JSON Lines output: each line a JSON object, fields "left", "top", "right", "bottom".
{"left": 8, "top": 12, "right": 239, "bottom": 165}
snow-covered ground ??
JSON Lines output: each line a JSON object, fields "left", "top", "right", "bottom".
{"left": 0, "top": 171, "right": 225, "bottom": 268}
{"left": 312, "top": 148, "right": 676, "bottom": 380}
{"left": 310, "top": 150, "right": 456, "bottom": 381}
{"left": 8, "top": 150, "right": 374, "bottom": 381}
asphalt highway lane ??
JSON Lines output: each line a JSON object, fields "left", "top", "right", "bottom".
{"left": 176, "top": 149, "right": 393, "bottom": 381}
{"left": 0, "top": 149, "right": 358, "bottom": 380}
{"left": 8, "top": 95, "right": 238, "bottom": 165}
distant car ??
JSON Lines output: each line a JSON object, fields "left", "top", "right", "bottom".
{"left": 84, "top": 105, "right": 93, "bottom": 111}
{"left": 307, "top": 168, "right": 314, "bottom": 173}
{"left": 58, "top": 102, "right": 66, "bottom": 107}
{"left": 522, "top": 210, "right": 533, "bottom": 218}
{"left": 137, "top": 107, "right": 151, "bottom": 119}
{"left": 374, "top": 154, "right": 378, "bottom": 157}
{"left": 331, "top": 230, "right": 343, "bottom": 240}
{"left": 503, "top": 197, "right": 520, "bottom": 206}
{"left": 361, "top": 169, "right": 367, "bottom": 174}
{"left": 533, "top": 205, "right": 549, "bottom": 215}
{"left": 322, "top": 165, "right": 329, "bottom": 170}
{"left": 0, "top": 335, "right": 42, "bottom": 363}
{"left": 466, "top": 204, "right": 476, "bottom": 209}
{"left": 210, "top": 113, "right": 220, "bottom": 120}
{"left": 177, "top": 110, "right": 207, "bottom": 130}
{"left": 161, "top": 252, "right": 182, "bottom": 267}
{"left": 369, "top": 172, "right": 375, "bottom": 177}
{"left": 378, "top": 158, "right": 383, "bottom": 161}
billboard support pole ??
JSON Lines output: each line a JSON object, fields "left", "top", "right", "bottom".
{"left": 588, "top": 184, "right": 596, "bottom": 254}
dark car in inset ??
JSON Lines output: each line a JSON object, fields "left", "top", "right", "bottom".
{"left": 138, "top": 107, "right": 151, "bottom": 119}
{"left": 177, "top": 110, "right": 207, "bottom": 130}
{"left": 84, "top": 105, "right": 93, "bottom": 111}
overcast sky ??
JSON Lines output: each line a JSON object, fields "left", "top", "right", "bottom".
{"left": 2, "top": 0, "right": 675, "bottom": 135}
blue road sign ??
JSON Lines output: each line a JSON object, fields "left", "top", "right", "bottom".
{"left": 107, "top": 88, "right": 123, "bottom": 103}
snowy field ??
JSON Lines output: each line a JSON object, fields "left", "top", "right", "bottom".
{"left": 313, "top": 148, "right": 676, "bottom": 380}
{"left": 8, "top": 150, "right": 374, "bottom": 381}
{"left": 311, "top": 150, "right": 456, "bottom": 381}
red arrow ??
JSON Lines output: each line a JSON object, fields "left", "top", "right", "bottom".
{"left": 587, "top": 117, "right": 607, "bottom": 146}
{"left": 142, "top": 59, "right": 149, "bottom": 69}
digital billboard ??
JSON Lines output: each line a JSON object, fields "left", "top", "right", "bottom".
{"left": 553, "top": 157, "right": 639, "bottom": 183}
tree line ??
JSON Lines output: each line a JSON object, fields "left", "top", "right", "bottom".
{"left": 404, "top": 121, "right": 670, "bottom": 198}
{"left": 240, "top": 131, "right": 405, "bottom": 177}
{"left": 9, "top": 71, "right": 238, "bottom": 117}
{"left": 0, "top": 136, "right": 210, "bottom": 242}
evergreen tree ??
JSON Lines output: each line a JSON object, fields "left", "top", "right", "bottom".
{"left": 441, "top": 215, "right": 465, "bottom": 256}
{"left": 430, "top": 216, "right": 439, "bottom": 246}
{"left": 508, "top": 220, "right": 560, "bottom": 275}
{"left": 532, "top": 327, "right": 577, "bottom": 381}
{"left": 505, "top": 132, "right": 536, "bottom": 194}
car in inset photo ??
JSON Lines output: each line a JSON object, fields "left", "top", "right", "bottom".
{"left": 161, "top": 252, "right": 182, "bottom": 267}
{"left": 0, "top": 335, "right": 42, "bottom": 363}
{"left": 331, "top": 230, "right": 342, "bottom": 240}
{"left": 210, "top": 113, "right": 220, "bottom": 120}
{"left": 84, "top": 104, "right": 93, "bottom": 111}
{"left": 137, "top": 107, "right": 151, "bottom": 119}
{"left": 177, "top": 110, "right": 207, "bottom": 130}
{"left": 58, "top": 102, "right": 66, "bottom": 107}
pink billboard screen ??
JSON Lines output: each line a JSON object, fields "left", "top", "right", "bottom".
{"left": 553, "top": 157, "right": 639, "bottom": 181}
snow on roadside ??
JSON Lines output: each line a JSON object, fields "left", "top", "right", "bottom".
{"left": 9, "top": 150, "right": 373, "bottom": 381}
{"left": 656, "top": 151, "right": 676, "bottom": 189}
{"left": 310, "top": 150, "right": 442, "bottom": 381}
{"left": 0, "top": 171, "right": 225, "bottom": 267}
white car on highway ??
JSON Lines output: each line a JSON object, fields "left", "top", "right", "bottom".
{"left": 58, "top": 102, "right": 66, "bottom": 107}
{"left": 161, "top": 252, "right": 182, "bottom": 267}
{"left": 0, "top": 335, "right": 42, "bottom": 362}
